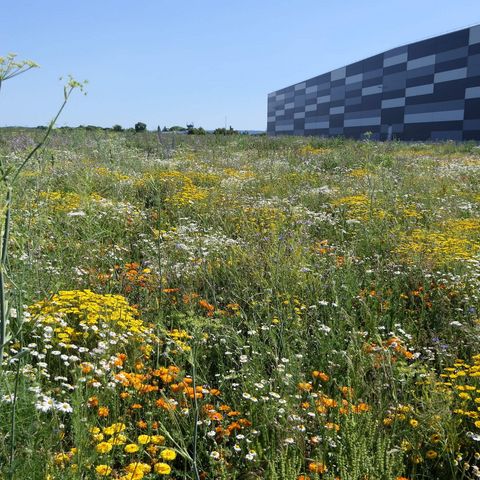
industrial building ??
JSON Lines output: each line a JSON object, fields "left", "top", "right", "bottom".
{"left": 267, "top": 24, "right": 480, "bottom": 140}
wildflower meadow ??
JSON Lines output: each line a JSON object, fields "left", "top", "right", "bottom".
{"left": 1, "top": 61, "right": 480, "bottom": 480}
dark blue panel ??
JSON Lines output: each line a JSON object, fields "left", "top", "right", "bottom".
{"left": 433, "top": 79, "right": 468, "bottom": 101}
{"left": 346, "top": 89, "right": 362, "bottom": 98}
{"left": 383, "top": 63, "right": 406, "bottom": 75}
{"left": 381, "top": 107, "right": 405, "bottom": 123}
{"left": 363, "top": 54, "right": 384, "bottom": 72}
{"left": 405, "top": 94, "right": 436, "bottom": 106}
{"left": 363, "top": 76, "right": 384, "bottom": 87}
{"left": 329, "top": 115, "right": 344, "bottom": 128}
{"left": 466, "top": 75, "right": 480, "bottom": 88}
{"left": 469, "top": 43, "right": 480, "bottom": 55}
{"left": 382, "top": 88, "right": 407, "bottom": 99}
{"left": 435, "top": 57, "right": 468, "bottom": 73}
{"left": 406, "top": 74, "right": 434, "bottom": 87}
{"left": 346, "top": 59, "right": 364, "bottom": 76}
{"left": 465, "top": 99, "right": 480, "bottom": 119}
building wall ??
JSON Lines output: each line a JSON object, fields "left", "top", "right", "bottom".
{"left": 267, "top": 25, "right": 480, "bottom": 140}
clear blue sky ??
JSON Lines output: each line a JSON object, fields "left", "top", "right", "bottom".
{"left": 1, "top": 0, "right": 479, "bottom": 130}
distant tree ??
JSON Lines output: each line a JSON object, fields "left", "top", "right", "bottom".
{"left": 168, "top": 126, "right": 187, "bottom": 132}
{"left": 162, "top": 126, "right": 168, "bottom": 132}
{"left": 214, "top": 126, "right": 237, "bottom": 135}
{"left": 186, "top": 123, "right": 206, "bottom": 135}
{"left": 135, "top": 122, "right": 147, "bottom": 132}
{"left": 112, "top": 124, "right": 123, "bottom": 132}
{"left": 36, "top": 125, "right": 47, "bottom": 130}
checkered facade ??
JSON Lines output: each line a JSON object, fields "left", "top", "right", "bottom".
{"left": 267, "top": 25, "right": 480, "bottom": 140}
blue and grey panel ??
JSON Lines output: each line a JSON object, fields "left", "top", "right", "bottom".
{"left": 267, "top": 24, "right": 480, "bottom": 140}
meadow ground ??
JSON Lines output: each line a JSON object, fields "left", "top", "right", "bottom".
{"left": 0, "top": 130, "right": 480, "bottom": 479}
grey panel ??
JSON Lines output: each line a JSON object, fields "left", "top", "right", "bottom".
{"left": 405, "top": 110, "right": 464, "bottom": 123}
{"left": 276, "top": 93, "right": 285, "bottom": 101}
{"left": 344, "top": 117, "right": 381, "bottom": 127}
{"left": 407, "top": 54, "right": 436, "bottom": 70}
{"left": 305, "top": 104, "right": 317, "bottom": 112}
{"left": 331, "top": 86, "right": 346, "bottom": 100}
{"left": 275, "top": 123, "right": 294, "bottom": 131}
{"left": 305, "top": 121, "right": 329, "bottom": 129}
{"left": 346, "top": 81, "right": 362, "bottom": 91}
{"left": 363, "top": 68, "right": 383, "bottom": 80}
{"left": 406, "top": 84, "right": 434, "bottom": 96}
{"left": 383, "top": 72, "right": 407, "bottom": 91}
{"left": 362, "top": 85, "right": 382, "bottom": 96}
{"left": 466, "top": 86, "right": 480, "bottom": 99}
{"left": 436, "top": 46, "right": 468, "bottom": 63}
{"left": 331, "top": 67, "right": 346, "bottom": 81}
{"left": 284, "top": 102, "right": 294, "bottom": 109}
{"left": 470, "top": 25, "right": 480, "bottom": 45}
{"left": 317, "top": 95, "right": 331, "bottom": 104}
{"left": 384, "top": 52, "right": 408, "bottom": 67}
{"left": 346, "top": 73, "right": 363, "bottom": 85}
{"left": 382, "top": 97, "right": 406, "bottom": 108}
{"left": 267, "top": 116, "right": 275, "bottom": 122}
{"left": 345, "top": 109, "right": 381, "bottom": 119}
{"left": 406, "top": 64, "right": 435, "bottom": 79}
{"left": 434, "top": 67, "right": 467, "bottom": 83}
{"left": 346, "top": 97, "right": 362, "bottom": 106}
{"left": 275, "top": 109, "right": 285, "bottom": 117}
{"left": 305, "top": 85, "right": 317, "bottom": 94}
{"left": 330, "top": 106, "right": 345, "bottom": 114}
{"left": 295, "top": 82, "right": 306, "bottom": 91}
{"left": 294, "top": 112, "right": 306, "bottom": 119}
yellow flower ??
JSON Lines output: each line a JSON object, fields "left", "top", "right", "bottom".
{"left": 125, "top": 462, "right": 151, "bottom": 474}
{"left": 96, "top": 442, "right": 113, "bottom": 454}
{"left": 103, "top": 423, "right": 126, "bottom": 436}
{"left": 409, "top": 419, "right": 419, "bottom": 428}
{"left": 137, "top": 435, "right": 151, "bottom": 445}
{"left": 151, "top": 435, "right": 165, "bottom": 445}
{"left": 154, "top": 463, "right": 171, "bottom": 475}
{"left": 124, "top": 444, "right": 140, "bottom": 453}
{"left": 95, "top": 464, "right": 113, "bottom": 476}
{"left": 426, "top": 450, "right": 438, "bottom": 460}
{"left": 54, "top": 453, "right": 70, "bottom": 465}
{"left": 109, "top": 434, "right": 127, "bottom": 445}
{"left": 160, "top": 449, "right": 177, "bottom": 461}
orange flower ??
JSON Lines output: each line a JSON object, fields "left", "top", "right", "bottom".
{"left": 137, "top": 420, "right": 148, "bottom": 429}
{"left": 308, "top": 462, "right": 327, "bottom": 474}
{"left": 88, "top": 396, "right": 99, "bottom": 408}
{"left": 199, "top": 299, "right": 215, "bottom": 316}
{"left": 298, "top": 382, "right": 313, "bottom": 392}
{"left": 98, "top": 406, "right": 109, "bottom": 417}
{"left": 312, "top": 371, "right": 329, "bottom": 382}
{"left": 80, "top": 363, "right": 93, "bottom": 374}
{"left": 325, "top": 422, "right": 340, "bottom": 431}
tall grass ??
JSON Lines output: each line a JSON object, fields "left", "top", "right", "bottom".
{"left": 0, "top": 125, "right": 479, "bottom": 479}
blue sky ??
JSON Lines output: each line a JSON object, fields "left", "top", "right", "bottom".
{"left": 1, "top": 0, "right": 479, "bottom": 130}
